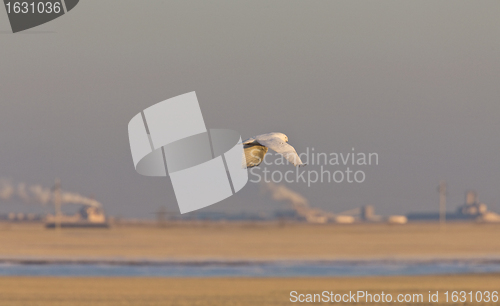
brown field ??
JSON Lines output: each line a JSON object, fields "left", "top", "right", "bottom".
{"left": 1, "top": 222, "right": 499, "bottom": 305}
{"left": 0, "top": 274, "right": 499, "bottom": 305}
{"left": 0, "top": 222, "right": 499, "bottom": 260}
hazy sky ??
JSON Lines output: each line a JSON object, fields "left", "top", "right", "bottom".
{"left": 0, "top": 1, "right": 499, "bottom": 218}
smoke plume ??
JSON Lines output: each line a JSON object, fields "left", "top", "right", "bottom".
{"left": 264, "top": 182, "right": 335, "bottom": 223}
{"left": 0, "top": 179, "right": 101, "bottom": 207}
{"left": 264, "top": 182, "right": 309, "bottom": 208}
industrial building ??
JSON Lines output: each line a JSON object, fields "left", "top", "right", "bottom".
{"left": 407, "top": 190, "right": 500, "bottom": 222}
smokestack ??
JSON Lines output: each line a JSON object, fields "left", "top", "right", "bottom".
{"left": 465, "top": 190, "right": 477, "bottom": 205}
{"left": 439, "top": 181, "right": 447, "bottom": 226}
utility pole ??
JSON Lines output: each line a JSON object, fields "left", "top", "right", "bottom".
{"left": 439, "top": 180, "right": 447, "bottom": 227}
{"left": 53, "top": 178, "right": 62, "bottom": 230}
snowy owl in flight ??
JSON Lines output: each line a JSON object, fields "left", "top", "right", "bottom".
{"left": 242, "top": 132, "right": 305, "bottom": 168}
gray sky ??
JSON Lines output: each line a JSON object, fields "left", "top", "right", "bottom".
{"left": 0, "top": 1, "right": 499, "bottom": 218}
